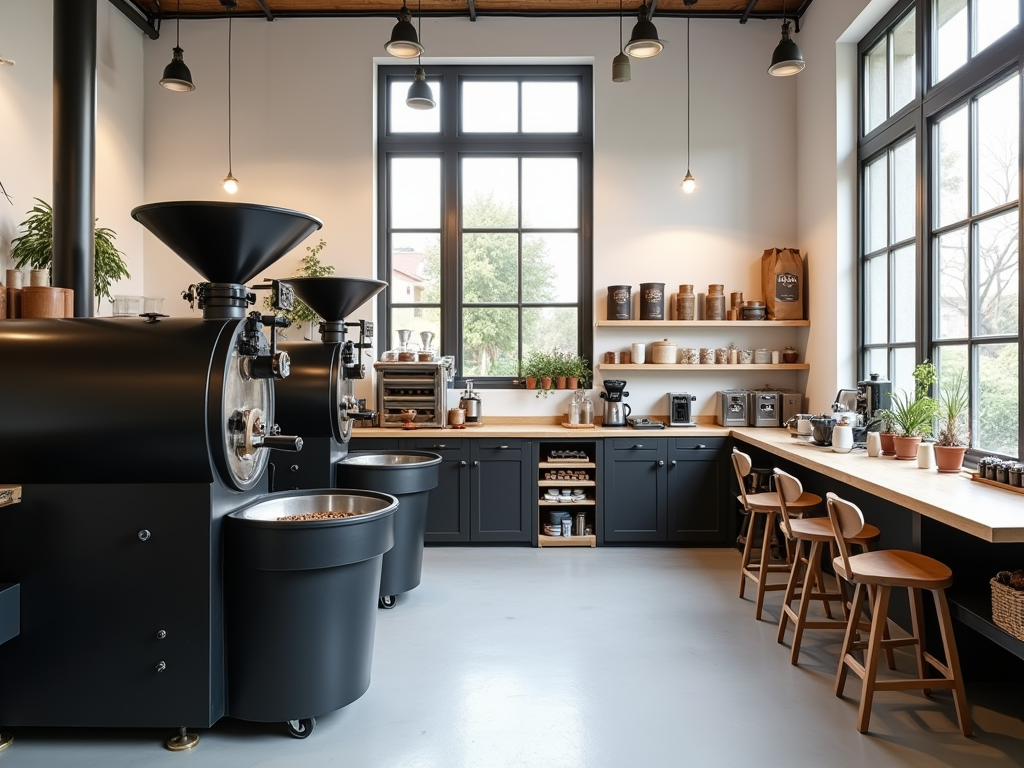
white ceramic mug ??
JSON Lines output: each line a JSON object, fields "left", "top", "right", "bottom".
{"left": 832, "top": 424, "right": 854, "bottom": 453}
{"left": 866, "top": 431, "right": 882, "bottom": 457}
{"left": 917, "top": 442, "right": 935, "bottom": 469}
{"left": 631, "top": 342, "right": 646, "bottom": 365}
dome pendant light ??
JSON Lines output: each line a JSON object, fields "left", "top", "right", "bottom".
{"left": 768, "top": 0, "right": 805, "bottom": 76}
{"left": 385, "top": 4, "right": 424, "bottom": 59}
{"left": 681, "top": 16, "right": 696, "bottom": 194}
{"left": 222, "top": 2, "right": 238, "bottom": 193}
{"left": 406, "top": 0, "right": 435, "bottom": 110}
{"left": 624, "top": 2, "right": 663, "bottom": 59}
{"left": 160, "top": 0, "right": 195, "bottom": 91}
{"left": 612, "top": 0, "right": 630, "bottom": 83}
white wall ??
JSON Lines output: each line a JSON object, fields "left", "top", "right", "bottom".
{"left": 0, "top": 1, "right": 145, "bottom": 314}
{"left": 3, "top": 0, "right": 902, "bottom": 419}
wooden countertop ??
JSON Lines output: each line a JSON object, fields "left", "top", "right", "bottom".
{"left": 730, "top": 429, "right": 1024, "bottom": 544}
{"left": 353, "top": 423, "right": 733, "bottom": 439}
{"left": 352, "top": 422, "right": 1022, "bottom": 543}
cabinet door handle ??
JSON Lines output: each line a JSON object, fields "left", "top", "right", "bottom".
{"left": 460, "top": 460, "right": 467, "bottom": 466}
{"left": 693, "top": 444, "right": 706, "bottom": 449}
{"left": 473, "top": 460, "right": 479, "bottom": 467}
{"left": 432, "top": 444, "right": 446, "bottom": 449}
{"left": 633, "top": 444, "right": 643, "bottom": 449}
{"left": 498, "top": 445, "right": 509, "bottom": 449}
{"left": 670, "top": 460, "right": 677, "bottom": 466}
{"left": 657, "top": 460, "right": 665, "bottom": 467}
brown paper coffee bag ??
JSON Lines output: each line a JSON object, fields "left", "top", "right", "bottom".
{"left": 761, "top": 247, "right": 804, "bottom": 320}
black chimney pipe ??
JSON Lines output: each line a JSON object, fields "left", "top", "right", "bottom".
{"left": 52, "top": 0, "right": 97, "bottom": 317}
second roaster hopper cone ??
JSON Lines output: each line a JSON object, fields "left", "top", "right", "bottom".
{"left": 131, "top": 201, "right": 323, "bottom": 285}
{"left": 284, "top": 277, "right": 387, "bottom": 324}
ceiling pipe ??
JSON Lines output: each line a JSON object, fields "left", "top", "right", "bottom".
{"left": 107, "top": 0, "right": 159, "bottom": 39}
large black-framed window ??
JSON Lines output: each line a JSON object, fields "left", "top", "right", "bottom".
{"left": 858, "top": 0, "right": 1022, "bottom": 458}
{"left": 376, "top": 65, "right": 594, "bottom": 388}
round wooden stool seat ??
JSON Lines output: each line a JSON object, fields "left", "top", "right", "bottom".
{"left": 788, "top": 516, "right": 880, "bottom": 544}
{"left": 836, "top": 549, "right": 953, "bottom": 590}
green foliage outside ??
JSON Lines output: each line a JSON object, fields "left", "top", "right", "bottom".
{"left": 939, "top": 345, "right": 1018, "bottom": 456}
{"left": 11, "top": 198, "right": 130, "bottom": 306}
{"left": 419, "top": 194, "right": 577, "bottom": 377}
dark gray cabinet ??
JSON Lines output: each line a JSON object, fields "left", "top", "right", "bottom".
{"left": 604, "top": 437, "right": 729, "bottom": 544}
{"left": 469, "top": 440, "right": 531, "bottom": 542}
{"left": 667, "top": 438, "right": 728, "bottom": 542}
{"left": 349, "top": 437, "right": 530, "bottom": 543}
{"left": 603, "top": 439, "right": 666, "bottom": 542}
{"left": 402, "top": 438, "right": 471, "bottom": 543}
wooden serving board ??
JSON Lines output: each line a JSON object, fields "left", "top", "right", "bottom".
{"left": 561, "top": 423, "right": 596, "bottom": 429}
{"left": 971, "top": 473, "right": 1024, "bottom": 496}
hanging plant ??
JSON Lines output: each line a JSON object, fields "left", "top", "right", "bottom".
{"left": 10, "top": 198, "right": 130, "bottom": 306}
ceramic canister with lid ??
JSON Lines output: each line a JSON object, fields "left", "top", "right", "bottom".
{"left": 639, "top": 283, "right": 666, "bottom": 320}
{"left": 607, "top": 285, "right": 631, "bottom": 320}
{"left": 651, "top": 339, "right": 678, "bottom": 364}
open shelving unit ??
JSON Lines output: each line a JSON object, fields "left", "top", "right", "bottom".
{"left": 595, "top": 319, "right": 809, "bottom": 328}
{"left": 596, "top": 363, "right": 809, "bottom": 371}
{"left": 537, "top": 456, "right": 597, "bottom": 548}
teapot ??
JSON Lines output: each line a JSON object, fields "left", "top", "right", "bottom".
{"left": 809, "top": 415, "right": 837, "bottom": 446}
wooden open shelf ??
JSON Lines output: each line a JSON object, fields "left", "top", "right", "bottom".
{"left": 538, "top": 534, "right": 597, "bottom": 548}
{"left": 538, "top": 461, "right": 596, "bottom": 469}
{"left": 596, "top": 363, "right": 809, "bottom": 371}
{"left": 595, "top": 319, "right": 809, "bottom": 328}
{"left": 539, "top": 499, "right": 595, "bottom": 506}
{"left": 539, "top": 479, "right": 596, "bottom": 487}
{"left": 0, "top": 486, "right": 22, "bottom": 509}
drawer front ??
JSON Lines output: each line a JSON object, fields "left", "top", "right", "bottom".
{"left": 610, "top": 438, "right": 660, "bottom": 456}
{"left": 406, "top": 438, "right": 468, "bottom": 457}
{"left": 672, "top": 437, "right": 727, "bottom": 452}
{"left": 475, "top": 439, "right": 522, "bottom": 459}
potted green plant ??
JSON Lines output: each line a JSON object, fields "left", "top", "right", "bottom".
{"left": 11, "top": 198, "right": 131, "bottom": 309}
{"left": 934, "top": 368, "right": 970, "bottom": 473}
{"left": 563, "top": 353, "right": 591, "bottom": 389}
{"left": 522, "top": 350, "right": 556, "bottom": 396}
{"left": 874, "top": 407, "right": 898, "bottom": 456}
{"left": 889, "top": 388, "right": 938, "bottom": 460}
{"left": 263, "top": 238, "right": 333, "bottom": 339}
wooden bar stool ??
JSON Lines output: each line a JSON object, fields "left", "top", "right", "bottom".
{"left": 827, "top": 492, "right": 971, "bottom": 736}
{"left": 732, "top": 449, "right": 821, "bottom": 620}
{"left": 774, "top": 468, "right": 887, "bottom": 666}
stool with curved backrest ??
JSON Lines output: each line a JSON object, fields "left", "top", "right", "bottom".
{"left": 732, "top": 448, "right": 822, "bottom": 620}
{"left": 774, "top": 469, "right": 889, "bottom": 666}
{"left": 827, "top": 492, "right": 971, "bottom": 736}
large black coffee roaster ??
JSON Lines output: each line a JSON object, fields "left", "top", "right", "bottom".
{"left": 0, "top": 202, "right": 397, "bottom": 745}
{"left": 271, "top": 278, "right": 441, "bottom": 609}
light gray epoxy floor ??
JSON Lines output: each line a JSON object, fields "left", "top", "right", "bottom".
{"left": 2, "top": 546, "right": 1024, "bottom": 767}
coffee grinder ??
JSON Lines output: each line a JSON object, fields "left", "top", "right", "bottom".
{"left": 600, "top": 380, "right": 631, "bottom": 427}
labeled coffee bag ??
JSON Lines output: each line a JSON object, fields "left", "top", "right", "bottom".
{"left": 761, "top": 247, "right": 804, "bottom": 320}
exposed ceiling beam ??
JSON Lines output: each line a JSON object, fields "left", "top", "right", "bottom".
{"left": 107, "top": 0, "right": 159, "bottom": 39}
{"left": 740, "top": 0, "right": 758, "bottom": 24}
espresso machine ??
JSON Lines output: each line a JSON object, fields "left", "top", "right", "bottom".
{"left": 857, "top": 374, "right": 892, "bottom": 421}
{"left": 600, "top": 380, "right": 631, "bottom": 426}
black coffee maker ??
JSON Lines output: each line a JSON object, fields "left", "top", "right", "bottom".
{"left": 600, "top": 380, "right": 631, "bottom": 427}
{"left": 857, "top": 374, "right": 892, "bottom": 421}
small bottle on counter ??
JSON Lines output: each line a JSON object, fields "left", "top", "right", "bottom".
{"left": 581, "top": 395, "right": 594, "bottom": 426}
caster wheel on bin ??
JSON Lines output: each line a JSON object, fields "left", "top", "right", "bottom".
{"left": 379, "top": 595, "right": 397, "bottom": 609}
{"left": 286, "top": 718, "right": 315, "bottom": 739}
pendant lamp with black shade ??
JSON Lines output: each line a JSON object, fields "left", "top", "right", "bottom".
{"left": 160, "top": 0, "right": 195, "bottom": 91}
{"left": 680, "top": 15, "right": 696, "bottom": 194}
{"left": 624, "top": 2, "right": 663, "bottom": 59}
{"left": 222, "top": 1, "right": 238, "bottom": 193}
{"left": 385, "top": 4, "right": 424, "bottom": 59}
{"left": 768, "top": 0, "right": 805, "bottom": 76}
{"left": 612, "top": 0, "right": 630, "bottom": 83}
{"left": 406, "top": 0, "right": 435, "bottom": 110}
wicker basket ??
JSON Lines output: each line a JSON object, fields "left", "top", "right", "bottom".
{"left": 990, "top": 571, "right": 1024, "bottom": 641}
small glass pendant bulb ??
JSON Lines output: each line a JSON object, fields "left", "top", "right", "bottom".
{"left": 223, "top": 172, "right": 239, "bottom": 194}
{"left": 612, "top": 52, "right": 631, "bottom": 83}
{"left": 407, "top": 67, "right": 435, "bottom": 110}
{"left": 681, "top": 171, "right": 696, "bottom": 194}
